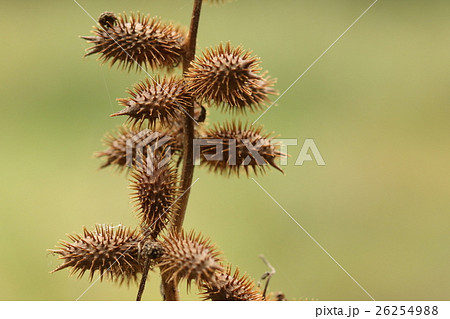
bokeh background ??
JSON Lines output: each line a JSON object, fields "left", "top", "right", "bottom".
{"left": 1, "top": 0, "right": 449, "bottom": 300}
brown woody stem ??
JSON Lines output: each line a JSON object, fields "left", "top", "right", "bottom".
{"left": 136, "top": 259, "right": 151, "bottom": 301}
{"left": 161, "top": 0, "right": 203, "bottom": 301}
{"left": 174, "top": 0, "right": 203, "bottom": 232}
{"left": 161, "top": 272, "right": 180, "bottom": 301}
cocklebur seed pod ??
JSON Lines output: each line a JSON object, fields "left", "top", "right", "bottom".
{"left": 159, "top": 230, "right": 223, "bottom": 289}
{"left": 201, "top": 265, "right": 264, "bottom": 301}
{"left": 49, "top": 225, "right": 143, "bottom": 283}
{"left": 200, "top": 121, "right": 285, "bottom": 176}
{"left": 82, "top": 12, "right": 185, "bottom": 71}
{"left": 130, "top": 152, "right": 180, "bottom": 238}
{"left": 96, "top": 126, "right": 178, "bottom": 171}
{"left": 112, "top": 76, "right": 192, "bottom": 129}
{"left": 185, "top": 43, "right": 277, "bottom": 112}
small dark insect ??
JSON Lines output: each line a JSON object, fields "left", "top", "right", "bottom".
{"left": 275, "top": 292, "right": 287, "bottom": 301}
{"left": 98, "top": 12, "right": 117, "bottom": 29}
{"left": 195, "top": 104, "right": 207, "bottom": 123}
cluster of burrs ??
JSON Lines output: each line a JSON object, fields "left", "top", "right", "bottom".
{"left": 50, "top": 2, "right": 287, "bottom": 301}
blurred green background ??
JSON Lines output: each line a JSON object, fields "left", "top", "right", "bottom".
{"left": 0, "top": 0, "right": 449, "bottom": 300}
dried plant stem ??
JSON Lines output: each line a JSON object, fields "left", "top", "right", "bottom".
{"left": 52, "top": 0, "right": 285, "bottom": 304}
{"left": 174, "top": 0, "right": 203, "bottom": 232}
{"left": 161, "top": 272, "right": 180, "bottom": 301}
{"left": 183, "top": 0, "right": 203, "bottom": 69}
{"left": 258, "top": 255, "right": 276, "bottom": 300}
{"left": 136, "top": 259, "right": 151, "bottom": 301}
{"left": 161, "top": 0, "right": 203, "bottom": 301}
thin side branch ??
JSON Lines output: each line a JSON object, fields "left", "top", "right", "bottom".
{"left": 258, "top": 254, "right": 276, "bottom": 300}
{"left": 136, "top": 259, "right": 151, "bottom": 301}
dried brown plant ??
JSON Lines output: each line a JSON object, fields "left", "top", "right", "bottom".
{"left": 200, "top": 121, "right": 285, "bottom": 176}
{"left": 96, "top": 126, "right": 177, "bottom": 171}
{"left": 50, "top": 225, "right": 146, "bottom": 284}
{"left": 49, "top": 0, "right": 289, "bottom": 301}
{"left": 113, "top": 76, "right": 191, "bottom": 129}
{"left": 186, "top": 43, "right": 277, "bottom": 113}
{"left": 159, "top": 230, "right": 223, "bottom": 290}
{"left": 82, "top": 12, "right": 185, "bottom": 71}
{"left": 201, "top": 265, "right": 264, "bottom": 301}
{"left": 130, "top": 152, "right": 180, "bottom": 238}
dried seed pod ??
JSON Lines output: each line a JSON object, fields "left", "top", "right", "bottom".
{"left": 229, "top": 77, "right": 277, "bottom": 109}
{"left": 159, "top": 230, "right": 223, "bottom": 289}
{"left": 95, "top": 126, "right": 182, "bottom": 171}
{"left": 82, "top": 12, "right": 185, "bottom": 71}
{"left": 130, "top": 153, "right": 180, "bottom": 238}
{"left": 185, "top": 43, "right": 277, "bottom": 112}
{"left": 97, "top": 103, "right": 207, "bottom": 171}
{"left": 200, "top": 121, "right": 285, "bottom": 176}
{"left": 96, "top": 126, "right": 179, "bottom": 171}
{"left": 49, "top": 225, "right": 144, "bottom": 283}
{"left": 201, "top": 265, "right": 264, "bottom": 301}
{"left": 112, "top": 76, "right": 192, "bottom": 129}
